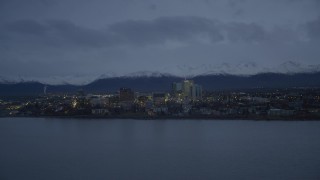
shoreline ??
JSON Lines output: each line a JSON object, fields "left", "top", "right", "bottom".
{"left": 1, "top": 115, "right": 320, "bottom": 121}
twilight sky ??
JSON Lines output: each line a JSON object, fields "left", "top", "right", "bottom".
{"left": 0, "top": 0, "right": 320, "bottom": 84}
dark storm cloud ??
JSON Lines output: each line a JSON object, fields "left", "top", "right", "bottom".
{"left": 0, "top": 19, "right": 112, "bottom": 48}
{"left": 46, "top": 20, "right": 112, "bottom": 47}
{"left": 0, "top": 16, "right": 271, "bottom": 49}
{"left": 108, "top": 16, "right": 225, "bottom": 45}
{"left": 305, "top": 16, "right": 320, "bottom": 40}
{"left": 5, "top": 19, "right": 48, "bottom": 35}
{"left": 0, "top": 0, "right": 320, "bottom": 83}
{"left": 224, "top": 22, "right": 266, "bottom": 42}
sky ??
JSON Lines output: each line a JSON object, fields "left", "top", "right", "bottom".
{"left": 0, "top": 0, "right": 320, "bottom": 84}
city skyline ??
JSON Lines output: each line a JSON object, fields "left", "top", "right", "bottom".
{"left": 1, "top": 0, "right": 320, "bottom": 84}
{"left": 1, "top": 1, "right": 320, "bottom": 178}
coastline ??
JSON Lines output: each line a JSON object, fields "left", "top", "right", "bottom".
{"left": 1, "top": 115, "right": 320, "bottom": 121}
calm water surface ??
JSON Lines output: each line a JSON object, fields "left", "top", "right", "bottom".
{"left": 0, "top": 118, "right": 320, "bottom": 180}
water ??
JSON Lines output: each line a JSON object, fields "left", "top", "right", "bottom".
{"left": 0, "top": 118, "right": 320, "bottom": 180}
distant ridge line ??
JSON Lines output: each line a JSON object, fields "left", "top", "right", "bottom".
{"left": 1, "top": 72, "right": 320, "bottom": 95}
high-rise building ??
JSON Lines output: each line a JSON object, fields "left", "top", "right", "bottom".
{"left": 191, "top": 84, "right": 202, "bottom": 100}
{"left": 172, "top": 82, "right": 182, "bottom": 97}
{"left": 172, "top": 80, "right": 202, "bottom": 100}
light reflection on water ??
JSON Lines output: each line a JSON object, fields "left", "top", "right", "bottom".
{"left": 0, "top": 118, "right": 320, "bottom": 180}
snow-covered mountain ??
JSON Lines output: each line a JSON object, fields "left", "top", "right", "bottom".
{"left": 1, "top": 61, "right": 320, "bottom": 85}
{"left": 276, "top": 61, "right": 320, "bottom": 74}
{"left": 122, "top": 71, "right": 174, "bottom": 78}
{"left": 175, "top": 61, "right": 320, "bottom": 77}
{"left": 180, "top": 62, "right": 264, "bottom": 76}
{"left": 97, "top": 72, "right": 118, "bottom": 80}
{"left": 0, "top": 75, "right": 100, "bottom": 85}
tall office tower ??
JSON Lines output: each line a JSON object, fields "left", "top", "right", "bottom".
{"left": 182, "top": 80, "right": 194, "bottom": 99}
{"left": 191, "top": 84, "right": 202, "bottom": 100}
{"left": 172, "top": 80, "right": 202, "bottom": 100}
{"left": 172, "top": 82, "right": 183, "bottom": 96}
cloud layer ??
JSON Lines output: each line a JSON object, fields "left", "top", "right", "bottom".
{"left": 0, "top": 0, "right": 320, "bottom": 83}
{"left": 0, "top": 16, "right": 290, "bottom": 49}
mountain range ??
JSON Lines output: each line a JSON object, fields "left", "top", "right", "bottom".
{"left": 1, "top": 72, "right": 320, "bottom": 96}
{"left": 1, "top": 61, "right": 320, "bottom": 85}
